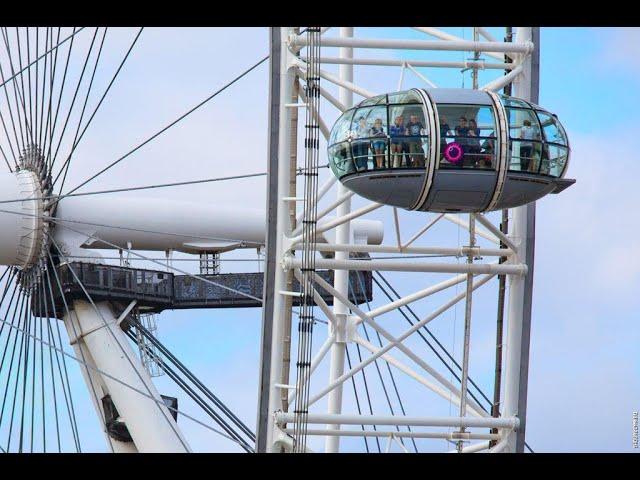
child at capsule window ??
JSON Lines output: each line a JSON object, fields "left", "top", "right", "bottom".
{"left": 519, "top": 119, "right": 535, "bottom": 171}
{"left": 389, "top": 115, "right": 406, "bottom": 168}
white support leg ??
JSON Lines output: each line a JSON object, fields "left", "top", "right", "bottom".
{"left": 325, "top": 25, "right": 353, "bottom": 454}
{"left": 66, "top": 329, "right": 137, "bottom": 453}
{"left": 64, "top": 300, "right": 190, "bottom": 452}
{"left": 502, "top": 26, "right": 538, "bottom": 454}
{"left": 263, "top": 27, "right": 296, "bottom": 452}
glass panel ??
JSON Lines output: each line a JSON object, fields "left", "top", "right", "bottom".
{"left": 351, "top": 106, "right": 389, "bottom": 169}
{"left": 505, "top": 107, "right": 544, "bottom": 173}
{"left": 359, "top": 93, "right": 387, "bottom": 107}
{"left": 509, "top": 139, "right": 543, "bottom": 173}
{"left": 329, "top": 109, "right": 355, "bottom": 146}
{"left": 351, "top": 135, "right": 372, "bottom": 171}
{"left": 387, "top": 90, "right": 422, "bottom": 105}
{"left": 541, "top": 144, "right": 569, "bottom": 177}
{"left": 437, "top": 104, "right": 497, "bottom": 169}
{"left": 505, "top": 107, "right": 542, "bottom": 141}
{"left": 500, "top": 94, "right": 531, "bottom": 109}
{"left": 328, "top": 142, "right": 355, "bottom": 178}
{"left": 536, "top": 111, "right": 568, "bottom": 146}
{"left": 388, "top": 104, "right": 428, "bottom": 168}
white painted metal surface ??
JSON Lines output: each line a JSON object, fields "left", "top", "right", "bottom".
{"left": 64, "top": 300, "right": 190, "bottom": 452}
{"left": 0, "top": 171, "right": 45, "bottom": 267}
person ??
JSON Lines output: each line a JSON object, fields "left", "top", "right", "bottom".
{"left": 478, "top": 137, "right": 494, "bottom": 169}
{"left": 405, "top": 114, "right": 425, "bottom": 167}
{"left": 455, "top": 116, "right": 469, "bottom": 141}
{"left": 439, "top": 115, "right": 450, "bottom": 141}
{"left": 389, "top": 115, "right": 406, "bottom": 168}
{"left": 454, "top": 116, "right": 470, "bottom": 167}
{"left": 466, "top": 118, "right": 482, "bottom": 166}
{"left": 439, "top": 115, "right": 451, "bottom": 165}
{"left": 352, "top": 116, "right": 370, "bottom": 171}
{"left": 519, "top": 119, "right": 535, "bottom": 171}
{"left": 370, "top": 118, "right": 387, "bottom": 169}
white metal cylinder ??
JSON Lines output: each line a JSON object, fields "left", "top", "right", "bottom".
{"left": 64, "top": 300, "right": 190, "bottom": 452}
{"left": 54, "top": 195, "right": 265, "bottom": 253}
{"left": 0, "top": 170, "right": 45, "bottom": 267}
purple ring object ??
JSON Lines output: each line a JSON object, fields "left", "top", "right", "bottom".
{"left": 444, "top": 142, "right": 463, "bottom": 164}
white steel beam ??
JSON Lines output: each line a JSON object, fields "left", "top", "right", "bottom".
{"left": 294, "top": 35, "right": 533, "bottom": 55}
{"left": 325, "top": 26, "right": 354, "bottom": 454}
{"left": 481, "top": 64, "right": 524, "bottom": 92}
{"left": 405, "top": 63, "right": 439, "bottom": 88}
{"left": 477, "top": 27, "right": 498, "bottom": 43}
{"left": 310, "top": 56, "right": 516, "bottom": 70}
{"left": 293, "top": 242, "right": 513, "bottom": 258}
{"left": 276, "top": 412, "right": 519, "bottom": 429}
{"left": 286, "top": 257, "right": 527, "bottom": 275}
{"left": 354, "top": 336, "right": 486, "bottom": 418}
{"left": 288, "top": 202, "right": 383, "bottom": 247}
{"left": 444, "top": 213, "right": 500, "bottom": 244}
{"left": 291, "top": 190, "right": 354, "bottom": 236}
{"left": 283, "top": 429, "right": 500, "bottom": 441}
{"left": 308, "top": 272, "right": 489, "bottom": 417}
{"left": 305, "top": 273, "right": 496, "bottom": 407}
{"left": 296, "top": 61, "right": 374, "bottom": 99}
{"left": 319, "top": 85, "right": 347, "bottom": 112}
{"left": 295, "top": 175, "right": 337, "bottom": 226}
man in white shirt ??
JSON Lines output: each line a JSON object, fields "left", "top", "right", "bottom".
{"left": 519, "top": 119, "right": 535, "bottom": 171}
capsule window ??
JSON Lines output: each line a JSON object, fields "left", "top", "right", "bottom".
{"left": 329, "top": 110, "right": 355, "bottom": 146}
{"left": 505, "top": 107, "right": 543, "bottom": 173}
{"left": 500, "top": 95, "right": 531, "bottom": 109}
{"left": 437, "top": 104, "right": 497, "bottom": 170}
{"left": 359, "top": 93, "right": 388, "bottom": 107}
{"left": 328, "top": 142, "right": 355, "bottom": 179}
{"left": 542, "top": 144, "right": 569, "bottom": 177}
{"left": 349, "top": 106, "right": 389, "bottom": 170}
{"left": 387, "top": 90, "right": 422, "bottom": 105}
{"left": 536, "top": 111, "right": 568, "bottom": 146}
{"left": 388, "top": 104, "right": 428, "bottom": 169}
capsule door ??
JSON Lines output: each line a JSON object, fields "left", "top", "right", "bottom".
{"left": 417, "top": 89, "right": 500, "bottom": 213}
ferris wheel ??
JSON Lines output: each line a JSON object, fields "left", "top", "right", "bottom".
{"left": 0, "top": 26, "right": 573, "bottom": 453}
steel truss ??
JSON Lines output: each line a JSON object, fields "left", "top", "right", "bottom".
{"left": 257, "top": 26, "right": 539, "bottom": 453}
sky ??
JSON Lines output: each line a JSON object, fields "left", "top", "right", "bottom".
{"left": 0, "top": 27, "right": 638, "bottom": 453}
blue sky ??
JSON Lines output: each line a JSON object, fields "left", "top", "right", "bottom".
{"left": 1, "top": 27, "right": 637, "bottom": 453}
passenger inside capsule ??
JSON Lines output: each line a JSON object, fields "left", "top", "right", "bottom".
{"left": 439, "top": 104, "right": 497, "bottom": 170}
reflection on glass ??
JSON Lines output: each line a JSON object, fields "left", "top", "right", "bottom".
{"left": 329, "top": 110, "right": 354, "bottom": 145}
{"left": 328, "top": 142, "right": 354, "bottom": 179}
{"left": 536, "top": 111, "right": 568, "bottom": 146}
{"left": 359, "top": 93, "right": 388, "bottom": 107}
{"left": 545, "top": 144, "right": 569, "bottom": 177}
{"left": 499, "top": 95, "right": 531, "bottom": 109}
{"left": 509, "top": 140, "right": 542, "bottom": 173}
{"left": 387, "top": 90, "right": 422, "bottom": 104}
